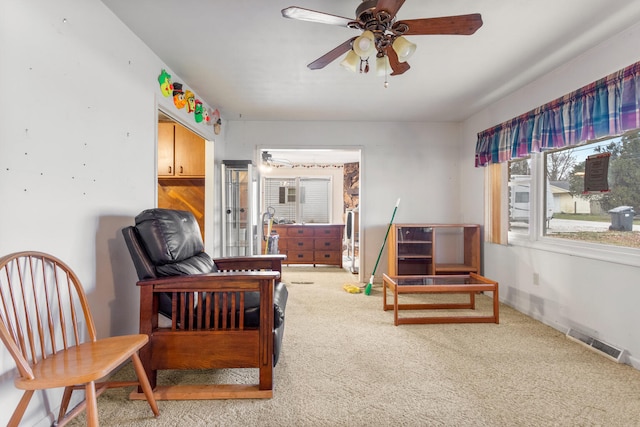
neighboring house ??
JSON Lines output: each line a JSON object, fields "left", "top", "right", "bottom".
{"left": 549, "top": 181, "right": 604, "bottom": 214}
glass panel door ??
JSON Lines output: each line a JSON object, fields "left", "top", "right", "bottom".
{"left": 222, "top": 160, "right": 254, "bottom": 256}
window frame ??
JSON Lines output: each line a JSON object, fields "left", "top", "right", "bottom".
{"left": 494, "top": 152, "right": 640, "bottom": 268}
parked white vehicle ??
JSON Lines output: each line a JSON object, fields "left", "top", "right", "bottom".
{"left": 509, "top": 175, "right": 554, "bottom": 226}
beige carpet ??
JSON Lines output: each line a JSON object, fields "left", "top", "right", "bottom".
{"left": 70, "top": 266, "right": 640, "bottom": 426}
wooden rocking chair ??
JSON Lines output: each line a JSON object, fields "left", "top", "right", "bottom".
{"left": 0, "top": 251, "right": 159, "bottom": 426}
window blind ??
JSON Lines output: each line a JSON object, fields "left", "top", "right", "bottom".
{"left": 300, "top": 178, "right": 330, "bottom": 223}
{"left": 263, "top": 177, "right": 331, "bottom": 223}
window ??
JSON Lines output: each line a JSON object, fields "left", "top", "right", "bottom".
{"left": 506, "top": 130, "right": 640, "bottom": 251}
{"left": 543, "top": 130, "right": 640, "bottom": 248}
{"left": 508, "top": 158, "right": 531, "bottom": 234}
{"left": 478, "top": 60, "right": 640, "bottom": 257}
{"left": 262, "top": 177, "right": 331, "bottom": 223}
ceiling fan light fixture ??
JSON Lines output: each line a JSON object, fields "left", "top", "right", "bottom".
{"left": 353, "top": 30, "right": 376, "bottom": 58}
{"left": 392, "top": 36, "right": 416, "bottom": 62}
{"left": 283, "top": 3, "right": 483, "bottom": 77}
{"left": 340, "top": 50, "right": 360, "bottom": 72}
{"left": 376, "top": 55, "right": 391, "bottom": 77}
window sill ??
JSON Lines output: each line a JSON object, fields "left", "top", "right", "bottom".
{"left": 507, "top": 233, "right": 640, "bottom": 268}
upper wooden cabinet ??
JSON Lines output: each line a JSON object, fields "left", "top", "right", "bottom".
{"left": 157, "top": 122, "right": 205, "bottom": 177}
{"left": 157, "top": 122, "right": 175, "bottom": 177}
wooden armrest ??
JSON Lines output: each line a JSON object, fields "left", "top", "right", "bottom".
{"left": 137, "top": 271, "right": 280, "bottom": 290}
{"left": 213, "top": 255, "right": 286, "bottom": 274}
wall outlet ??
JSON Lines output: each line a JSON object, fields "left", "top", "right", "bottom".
{"left": 533, "top": 272, "right": 540, "bottom": 286}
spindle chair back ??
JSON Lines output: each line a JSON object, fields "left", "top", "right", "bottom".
{"left": 0, "top": 251, "right": 159, "bottom": 426}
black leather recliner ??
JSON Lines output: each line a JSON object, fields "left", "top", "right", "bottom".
{"left": 122, "top": 208, "right": 288, "bottom": 366}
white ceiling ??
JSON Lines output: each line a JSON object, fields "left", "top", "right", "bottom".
{"left": 101, "top": 0, "right": 640, "bottom": 124}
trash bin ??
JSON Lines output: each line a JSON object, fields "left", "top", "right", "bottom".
{"left": 608, "top": 206, "right": 635, "bottom": 231}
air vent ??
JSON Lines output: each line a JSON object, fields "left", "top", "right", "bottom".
{"left": 566, "top": 328, "right": 625, "bottom": 363}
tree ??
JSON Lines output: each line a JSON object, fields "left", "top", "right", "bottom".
{"left": 509, "top": 158, "right": 530, "bottom": 176}
{"left": 568, "top": 161, "right": 586, "bottom": 196}
{"left": 567, "top": 132, "right": 640, "bottom": 213}
{"left": 599, "top": 132, "right": 640, "bottom": 212}
{"left": 546, "top": 149, "right": 576, "bottom": 181}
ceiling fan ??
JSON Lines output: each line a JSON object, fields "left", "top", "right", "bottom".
{"left": 282, "top": 0, "right": 482, "bottom": 81}
{"left": 261, "top": 151, "right": 293, "bottom": 168}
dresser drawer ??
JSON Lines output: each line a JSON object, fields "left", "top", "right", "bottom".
{"left": 276, "top": 238, "right": 288, "bottom": 250}
{"left": 314, "top": 238, "right": 342, "bottom": 251}
{"left": 289, "top": 238, "right": 313, "bottom": 250}
{"left": 313, "top": 251, "right": 341, "bottom": 264}
{"left": 287, "top": 227, "right": 314, "bottom": 237}
{"left": 314, "top": 226, "right": 342, "bottom": 238}
{"left": 287, "top": 251, "right": 315, "bottom": 263}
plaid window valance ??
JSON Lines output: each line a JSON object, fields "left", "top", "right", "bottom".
{"left": 475, "top": 60, "right": 640, "bottom": 167}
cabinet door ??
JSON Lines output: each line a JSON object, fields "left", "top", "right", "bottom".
{"left": 393, "top": 226, "right": 434, "bottom": 275}
{"left": 157, "top": 123, "right": 175, "bottom": 176}
{"left": 174, "top": 124, "right": 205, "bottom": 177}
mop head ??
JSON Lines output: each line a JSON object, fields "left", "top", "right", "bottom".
{"left": 343, "top": 283, "right": 362, "bottom": 294}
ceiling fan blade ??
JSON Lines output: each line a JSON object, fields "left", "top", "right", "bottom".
{"left": 397, "top": 13, "right": 483, "bottom": 36}
{"left": 282, "top": 6, "right": 354, "bottom": 27}
{"left": 375, "top": 0, "right": 406, "bottom": 18}
{"left": 385, "top": 45, "right": 410, "bottom": 76}
{"left": 308, "top": 37, "right": 357, "bottom": 70}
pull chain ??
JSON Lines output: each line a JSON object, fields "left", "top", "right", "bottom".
{"left": 360, "top": 58, "right": 370, "bottom": 74}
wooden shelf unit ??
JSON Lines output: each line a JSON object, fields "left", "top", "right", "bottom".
{"left": 388, "top": 224, "right": 480, "bottom": 276}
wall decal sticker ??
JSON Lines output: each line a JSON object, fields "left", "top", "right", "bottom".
{"left": 185, "top": 90, "right": 195, "bottom": 113}
{"left": 194, "top": 100, "right": 204, "bottom": 122}
{"left": 158, "top": 69, "right": 173, "bottom": 97}
{"left": 211, "top": 108, "right": 220, "bottom": 123}
{"left": 172, "top": 82, "right": 186, "bottom": 109}
{"left": 157, "top": 69, "right": 222, "bottom": 128}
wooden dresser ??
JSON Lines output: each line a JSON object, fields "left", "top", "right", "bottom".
{"left": 269, "top": 224, "right": 344, "bottom": 267}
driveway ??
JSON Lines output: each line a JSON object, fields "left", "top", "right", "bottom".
{"left": 547, "top": 218, "right": 640, "bottom": 232}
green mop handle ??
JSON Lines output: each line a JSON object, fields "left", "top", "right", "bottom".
{"left": 367, "top": 198, "right": 400, "bottom": 287}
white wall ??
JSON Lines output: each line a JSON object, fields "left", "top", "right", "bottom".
{"left": 0, "top": 2, "right": 462, "bottom": 424}
{"left": 225, "top": 121, "right": 462, "bottom": 282}
{"left": 13, "top": 0, "right": 639, "bottom": 423}
{"left": 461, "top": 22, "right": 640, "bottom": 367}
{"left": 0, "top": 1, "right": 218, "bottom": 425}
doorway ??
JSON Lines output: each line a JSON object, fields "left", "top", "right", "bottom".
{"left": 258, "top": 148, "right": 361, "bottom": 278}
{"left": 157, "top": 110, "right": 207, "bottom": 241}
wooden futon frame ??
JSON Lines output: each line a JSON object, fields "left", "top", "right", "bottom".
{"left": 129, "top": 256, "right": 284, "bottom": 400}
